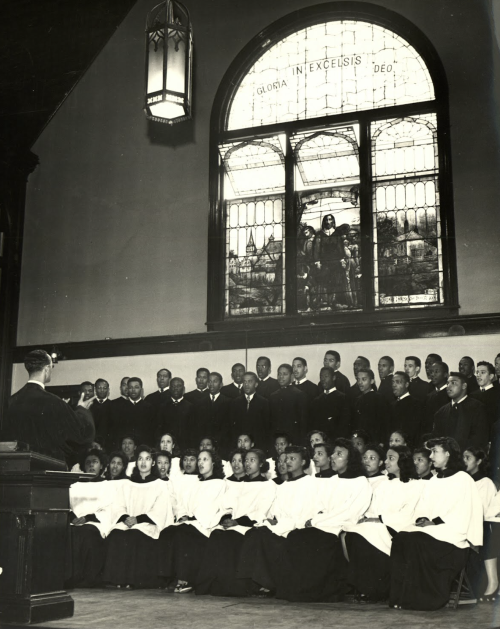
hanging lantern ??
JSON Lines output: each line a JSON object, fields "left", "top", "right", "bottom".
{"left": 144, "top": 1, "right": 193, "bottom": 125}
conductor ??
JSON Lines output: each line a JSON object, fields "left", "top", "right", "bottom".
{"left": 1, "top": 349, "right": 95, "bottom": 468}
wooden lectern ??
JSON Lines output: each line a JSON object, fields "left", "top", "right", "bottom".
{"left": 0, "top": 451, "right": 92, "bottom": 624}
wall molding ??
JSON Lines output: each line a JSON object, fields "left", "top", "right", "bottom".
{"left": 12, "top": 312, "right": 500, "bottom": 363}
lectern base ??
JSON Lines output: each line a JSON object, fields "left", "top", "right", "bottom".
{"left": 0, "top": 591, "right": 74, "bottom": 624}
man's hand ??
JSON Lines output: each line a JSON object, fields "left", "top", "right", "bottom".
{"left": 124, "top": 516, "right": 137, "bottom": 528}
{"left": 222, "top": 518, "right": 238, "bottom": 529}
{"left": 77, "top": 392, "right": 96, "bottom": 409}
{"left": 305, "top": 519, "right": 313, "bottom": 528}
{"left": 72, "top": 516, "right": 87, "bottom": 526}
{"left": 265, "top": 517, "right": 277, "bottom": 526}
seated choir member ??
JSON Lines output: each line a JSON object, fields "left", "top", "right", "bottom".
{"left": 66, "top": 449, "right": 113, "bottom": 588}
{"left": 350, "top": 429, "right": 372, "bottom": 455}
{"left": 273, "top": 452, "right": 288, "bottom": 485}
{"left": 227, "top": 448, "right": 247, "bottom": 482}
{"left": 362, "top": 443, "right": 388, "bottom": 489}
{"left": 236, "top": 445, "right": 322, "bottom": 596}
{"left": 463, "top": 446, "right": 499, "bottom": 601}
{"left": 304, "top": 429, "right": 328, "bottom": 475}
{"left": 104, "top": 451, "right": 129, "bottom": 481}
{"left": 119, "top": 433, "right": 138, "bottom": 476}
{"left": 344, "top": 445, "right": 423, "bottom": 603}
{"left": 312, "top": 442, "right": 335, "bottom": 478}
{"left": 237, "top": 432, "right": 255, "bottom": 451}
{"left": 196, "top": 449, "right": 276, "bottom": 597}
{"left": 412, "top": 447, "right": 434, "bottom": 480}
{"left": 388, "top": 430, "right": 410, "bottom": 449}
{"left": 159, "top": 432, "right": 181, "bottom": 477}
{"left": 273, "top": 438, "right": 372, "bottom": 602}
{"left": 199, "top": 435, "right": 232, "bottom": 478}
{"left": 266, "top": 431, "right": 290, "bottom": 479}
{"left": 161, "top": 449, "right": 226, "bottom": 593}
{"left": 389, "top": 437, "right": 483, "bottom": 610}
{"left": 156, "top": 450, "right": 172, "bottom": 480}
{"left": 103, "top": 446, "right": 173, "bottom": 589}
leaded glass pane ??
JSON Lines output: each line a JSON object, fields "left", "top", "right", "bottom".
{"left": 225, "top": 196, "right": 285, "bottom": 317}
{"left": 292, "top": 126, "right": 360, "bottom": 188}
{"left": 228, "top": 20, "right": 435, "bottom": 130}
{"left": 297, "top": 187, "right": 362, "bottom": 312}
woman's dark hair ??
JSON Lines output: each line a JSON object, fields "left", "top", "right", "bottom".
{"left": 199, "top": 435, "right": 218, "bottom": 451}
{"left": 333, "top": 438, "right": 365, "bottom": 477}
{"left": 284, "top": 445, "right": 311, "bottom": 471}
{"left": 463, "top": 445, "right": 490, "bottom": 476}
{"left": 413, "top": 446, "right": 431, "bottom": 461}
{"left": 350, "top": 429, "right": 372, "bottom": 444}
{"left": 155, "top": 450, "right": 172, "bottom": 465}
{"left": 274, "top": 451, "right": 287, "bottom": 475}
{"left": 180, "top": 448, "right": 199, "bottom": 473}
{"left": 229, "top": 447, "right": 247, "bottom": 463}
{"left": 386, "top": 445, "right": 414, "bottom": 483}
{"left": 425, "top": 436, "right": 465, "bottom": 472}
{"left": 388, "top": 429, "right": 411, "bottom": 449}
{"left": 80, "top": 447, "right": 108, "bottom": 475}
{"left": 198, "top": 449, "right": 225, "bottom": 480}
{"left": 273, "top": 431, "right": 291, "bottom": 444}
{"left": 364, "top": 443, "right": 385, "bottom": 461}
{"left": 313, "top": 442, "right": 334, "bottom": 457}
{"left": 104, "top": 451, "right": 129, "bottom": 480}
{"left": 119, "top": 433, "right": 138, "bottom": 456}
{"left": 306, "top": 429, "right": 329, "bottom": 448}
{"left": 158, "top": 432, "right": 181, "bottom": 457}
{"left": 245, "top": 448, "right": 270, "bottom": 473}
{"left": 130, "top": 445, "right": 160, "bottom": 481}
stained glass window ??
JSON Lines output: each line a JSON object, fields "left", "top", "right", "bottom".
{"left": 212, "top": 13, "right": 452, "bottom": 325}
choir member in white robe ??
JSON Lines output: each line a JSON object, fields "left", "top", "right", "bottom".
{"left": 463, "top": 446, "right": 499, "bottom": 601}
{"left": 390, "top": 437, "right": 483, "bottom": 610}
{"left": 363, "top": 443, "right": 388, "bottom": 490}
{"left": 313, "top": 442, "right": 336, "bottom": 478}
{"left": 305, "top": 430, "right": 329, "bottom": 476}
{"left": 413, "top": 447, "right": 434, "bottom": 480}
{"left": 166, "top": 449, "right": 226, "bottom": 592}
{"left": 104, "top": 451, "right": 129, "bottom": 480}
{"left": 236, "top": 446, "right": 322, "bottom": 596}
{"left": 159, "top": 432, "right": 182, "bottom": 478}
{"left": 199, "top": 436, "right": 233, "bottom": 479}
{"left": 276, "top": 438, "right": 372, "bottom": 602}
{"left": 265, "top": 432, "right": 290, "bottom": 480}
{"left": 103, "top": 446, "right": 174, "bottom": 588}
{"left": 225, "top": 448, "right": 247, "bottom": 482}
{"left": 196, "top": 449, "right": 276, "bottom": 596}
{"left": 273, "top": 452, "right": 288, "bottom": 485}
{"left": 344, "top": 445, "right": 423, "bottom": 602}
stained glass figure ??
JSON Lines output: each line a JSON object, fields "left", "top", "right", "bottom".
{"left": 372, "top": 115, "right": 443, "bottom": 307}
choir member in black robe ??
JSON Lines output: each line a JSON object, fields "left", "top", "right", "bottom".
{"left": 377, "top": 356, "right": 395, "bottom": 404}
{"left": 309, "top": 367, "right": 350, "bottom": 439}
{"left": 276, "top": 439, "right": 372, "bottom": 602}
{"left": 345, "top": 446, "right": 422, "bottom": 602}
{"left": 256, "top": 356, "right": 280, "bottom": 400}
{"left": 425, "top": 353, "right": 442, "bottom": 382}
{"left": 459, "top": 356, "right": 480, "bottom": 394}
{"left": 423, "top": 361, "right": 450, "bottom": 434}
{"left": 404, "top": 356, "right": 432, "bottom": 402}
{"left": 390, "top": 371, "right": 424, "bottom": 445}
{"left": 89, "top": 378, "right": 112, "bottom": 447}
{"left": 184, "top": 368, "right": 210, "bottom": 405}
{"left": 433, "top": 372, "right": 489, "bottom": 450}
{"left": 320, "top": 350, "right": 351, "bottom": 395}
{"left": 196, "top": 449, "right": 276, "bottom": 596}
{"left": 221, "top": 363, "right": 246, "bottom": 399}
{"left": 292, "top": 357, "right": 320, "bottom": 404}
{"left": 107, "top": 377, "right": 155, "bottom": 448}
{"left": 389, "top": 436, "right": 483, "bottom": 610}
{"left": 104, "top": 451, "right": 129, "bottom": 480}
{"left": 194, "top": 371, "right": 231, "bottom": 452}
{"left": 471, "top": 361, "right": 500, "bottom": 433}
{"left": 352, "top": 369, "right": 389, "bottom": 444}
{"left": 269, "top": 364, "right": 308, "bottom": 445}
{"left": 103, "top": 446, "right": 173, "bottom": 588}
{"left": 412, "top": 447, "right": 434, "bottom": 480}
{"left": 144, "top": 368, "right": 172, "bottom": 408}
{"left": 156, "top": 377, "right": 196, "bottom": 449}
{"left": 312, "top": 442, "right": 335, "bottom": 478}
{"left": 229, "top": 372, "right": 270, "bottom": 452}
{"left": 65, "top": 449, "right": 110, "bottom": 588}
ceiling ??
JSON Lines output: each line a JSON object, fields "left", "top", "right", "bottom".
{"left": 0, "top": 0, "right": 137, "bottom": 156}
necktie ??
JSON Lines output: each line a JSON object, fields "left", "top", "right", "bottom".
{"left": 481, "top": 388, "right": 485, "bottom": 393}
{"left": 246, "top": 395, "right": 251, "bottom": 410}
{"left": 173, "top": 400, "right": 178, "bottom": 406}
{"left": 211, "top": 394, "right": 216, "bottom": 403}
{"left": 160, "top": 388, "right": 164, "bottom": 393}
{"left": 294, "top": 381, "right": 299, "bottom": 385}
{"left": 453, "top": 403, "right": 458, "bottom": 412}
{"left": 397, "top": 397, "right": 401, "bottom": 402}
{"left": 99, "top": 400, "right": 103, "bottom": 404}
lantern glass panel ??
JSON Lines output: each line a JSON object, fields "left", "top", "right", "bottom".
{"left": 147, "top": 34, "right": 164, "bottom": 93}
{"left": 166, "top": 28, "right": 186, "bottom": 94}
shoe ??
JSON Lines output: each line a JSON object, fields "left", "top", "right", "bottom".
{"left": 478, "top": 592, "right": 497, "bottom": 603}
{"left": 174, "top": 583, "right": 193, "bottom": 593}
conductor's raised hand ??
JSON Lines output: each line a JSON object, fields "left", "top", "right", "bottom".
{"left": 77, "top": 392, "right": 96, "bottom": 409}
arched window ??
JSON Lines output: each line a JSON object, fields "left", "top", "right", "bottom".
{"left": 208, "top": 3, "right": 456, "bottom": 329}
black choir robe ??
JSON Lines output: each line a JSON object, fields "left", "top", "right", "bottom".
{"left": 89, "top": 398, "right": 112, "bottom": 447}
{"left": 156, "top": 398, "right": 196, "bottom": 449}
{"left": 295, "top": 380, "right": 320, "bottom": 403}
{"left": 144, "top": 389, "right": 172, "bottom": 409}
{"left": 378, "top": 375, "right": 395, "bottom": 404}
{"left": 2, "top": 382, "right": 95, "bottom": 466}
{"left": 471, "top": 386, "right": 500, "bottom": 433}
{"left": 390, "top": 395, "right": 425, "bottom": 445}
{"left": 317, "top": 371, "right": 351, "bottom": 395}
{"left": 408, "top": 376, "right": 432, "bottom": 402}
{"left": 106, "top": 398, "right": 156, "bottom": 449}
{"left": 465, "top": 374, "right": 479, "bottom": 394}
{"left": 257, "top": 377, "right": 280, "bottom": 400}
{"left": 352, "top": 391, "right": 389, "bottom": 443}
{"left": 220, "top": 382, "right": 244, "bottom": 399}
{"left": 309, "top": 390, "right": 350, "bottom": 440}
{"left": 423, "top": 387, "right": 449, "bottom": 435}
{"left": 184, "top": 388, "right": 210, "bottom": 405}
{"left": 195, "top": 393, "right": 232, "bottom": 452}
{"left": 432, "top": 397, "right": 489, "bottom": 450}
{"left": 269, "top": 386, "right": 308, "bottom": 445}
{"left": 229, "top": 393, "right": 271, "bottom": 451}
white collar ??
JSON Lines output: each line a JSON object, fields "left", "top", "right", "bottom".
{"left": 233, "top": 383, "right": 242, "bottom": 389}
{"left": 260, "top": 375, "right": 270, "bottom": 382}
{"left": 28, "top": 379, "right": 45, "bottom": 389}
{"left": 210, "top": 392, "right": 220, "bottom": 401}
{"left": 129, "top": 398, "right": 142, "bottom": 405}
{"left": 452, "top": 395, "right": 468, "bottom": 406}
{"left": 324, "top": 387, "right": 337, "bottom": 395}
{"left": 245, "top": 392, "right": 255, "bottom": 401}
{"left": 323, "top": 227, "right": 335, "bottom": 236}
{"left": 197, "top": 388, "right": 208, "bottom": 393}
{"left": 480, "top": 384, "right": 494, "bottom": 392}
{"left": 295, "top": 377, "right": 308, "bottom": 385}
{"left": 436, "top": 383, "right": 447, "bottom": 391}
{"left": 158, "top": 387, "right": 170, "bottom": 393}
{"left": 409, "top": 376, "right": 420, "bottom": 382}
{"left": 172, "top": 396, "right": 184, "bottom": 403}
{"left": 398, "top": 392, "right": 410, "bottom": 401}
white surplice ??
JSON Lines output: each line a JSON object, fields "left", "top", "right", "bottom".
{"left": 69, "top": 480, "right": 119, "bottom": 538}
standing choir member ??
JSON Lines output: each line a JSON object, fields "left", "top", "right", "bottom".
{"left": 168, "top": 450, "right": 226, "bottom": 592}
{"left": 320, "top": 350, "right": 351, "bottom": 395}
{"left": 256, "top": 356, "right": 280, "bottom": 400}
{"left": 352, "top": 369, "right": 389, "bottom": 444}
{"left": 229, "top": 372, "right": 270, "bottom": 452}
{"left": 236, "top": 446, "right": 322, "bottom": 596}
{"left": 459, "top": 356, "right": 480, "bottom": 394}
{"left": 103, "top": 446, "right": 174, "bottom": 588}
{"left": 196, "top": 449, "right": 276, "bottom": 597}
{"left": 309, "top": 367, "right": 350, "bottom": 439}
{"left": 292, "top": 357, "right": 320, "bottom": 404}
{"left": 184, "top": 368, "right": 210, "bottom": 404}
{"left": 390, "top": 371, "right": 424, "bottom": 445}
{"left": 389, "top": 437, "right": 483, "bottom": 610}
{"left": 156, "top": 378, "right": 196, "bottom": 449}
{"left": 221, "top": 363, "right": 246, "bottom": 399}
{"left": 404, "top": 356, "right": 431, "bottom": 402}
{"left": 269, "top": 364, "right": 308, "bottom": 446}
{"left": 144, "top": 368, "right": 172, "bottom": 408}
{"left": 377, "top": 356, "right": 395, "bottom": 404}
{"left": 344, "top": 445, "right": 423, "bottom": 602}
{"left": 423, "top": 361, "right": 450, "bottom": 434}
{"left": 107, "top": 377, "right": 155, "bottom": 448}
{"left": 277, "top": 438, "right": 371, "bottom": 602}
{"left": 471, "top": 361, "right": 500, "bottom": 433}
{"left": 195, "top": 372, "right": 231, "bottom": 453}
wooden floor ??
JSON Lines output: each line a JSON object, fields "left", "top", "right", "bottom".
{"left": 4, "top": 588, "right": 500, "bottom": 629}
